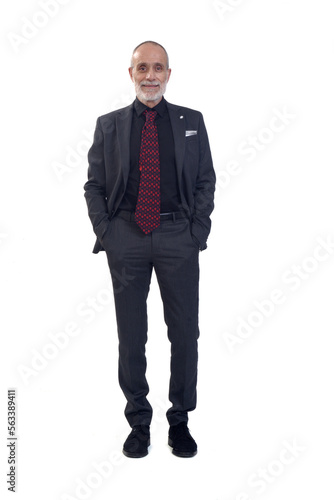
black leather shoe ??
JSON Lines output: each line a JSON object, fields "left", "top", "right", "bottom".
{"left": 168, "top": 422, "right": 197, "bottom": 457}
{"left": 123, "top": 425, "right": 150, "bottom": 458}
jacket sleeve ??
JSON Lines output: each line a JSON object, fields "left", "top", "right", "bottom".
{"left": 83, "top": 118, "right": 110, "bottom": 242}
{"left": 191, "top": 113, "right": 216, "bottom": 250}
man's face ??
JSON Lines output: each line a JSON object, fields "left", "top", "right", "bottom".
{"left": 129, "top": 43, "right": 171, "bottom": 107}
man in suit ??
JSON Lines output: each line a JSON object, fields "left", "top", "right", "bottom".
{"left": 84, "top": 41, "right": 215, "bottom": 458}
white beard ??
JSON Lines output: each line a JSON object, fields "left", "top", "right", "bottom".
{"left": 135, "top": 79, "right": 168, "bottom": 103}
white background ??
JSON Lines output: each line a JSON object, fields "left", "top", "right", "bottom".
{"left": 1, "top": 0, "right": 334, "bottom": 499}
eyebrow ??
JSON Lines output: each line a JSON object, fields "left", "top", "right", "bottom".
{"left": 136, "top": 62, "right": 165, "bottom": 67}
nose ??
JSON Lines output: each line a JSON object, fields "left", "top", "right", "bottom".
{"left": 145, "top": 67, "right": 156, "bottom": 80}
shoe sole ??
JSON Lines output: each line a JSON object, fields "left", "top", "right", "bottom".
{"left": 123, "top": 439, "right": 150, "bottom": 458}
{"left": 122, "top": 449, "right": 148, "bottom": 458}
{"left": 168, "top": 438, "right": 197, "bottom": 458}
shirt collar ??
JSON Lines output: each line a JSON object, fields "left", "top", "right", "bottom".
{"left": 134, "top": 96, "right": 167, "bottom": 118}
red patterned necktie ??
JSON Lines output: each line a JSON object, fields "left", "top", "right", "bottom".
{"left": 135, "top": 109, "right": 160, "bottom": 234}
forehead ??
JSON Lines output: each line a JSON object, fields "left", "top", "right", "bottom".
{"left": 132, "top": 44, "right": 167, "bottom": 66}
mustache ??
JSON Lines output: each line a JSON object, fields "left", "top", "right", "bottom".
{"left": 140, "top": 81, "right": 160, "bottom": 87}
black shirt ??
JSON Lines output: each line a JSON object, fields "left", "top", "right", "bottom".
{"left": 118, "top": 97, "right": 181, "bottom": 213}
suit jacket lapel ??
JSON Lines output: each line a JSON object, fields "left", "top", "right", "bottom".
{"left": 114, "top": 104, "right": 133, "bottom": 185}
{"left": 167, "top": 102, "right": 186, "bottom": 184}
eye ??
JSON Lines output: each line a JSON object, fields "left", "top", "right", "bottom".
{"left": 156, "top": 65, "right": 163, "bottom": 71}
{"left": 138, "top": 66, "right": 146, "bottom": 72}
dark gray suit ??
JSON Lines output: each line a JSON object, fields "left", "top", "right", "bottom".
{"left": 84, "top": 100, "right": 215, "bottom": 253}
{"left": 84, "top": 99, "right": 215, "bottom": 427}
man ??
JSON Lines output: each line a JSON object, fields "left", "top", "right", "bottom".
{"left": 84, "top": 41, "right": 215, "bottom": 458}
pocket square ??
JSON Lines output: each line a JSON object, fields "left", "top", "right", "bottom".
{"left": 185, "top": 130, "right": 197, "bottom": 137}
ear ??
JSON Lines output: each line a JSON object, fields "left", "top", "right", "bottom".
{"left": 167, "top": 68, "right": 172, "bottom": 83}
{"left": 128, "top": 67, "right": 134, "bottom": 81}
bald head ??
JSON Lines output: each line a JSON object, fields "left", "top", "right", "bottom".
{"left": 130, "top": 41, "right": 169, "bottom": 69}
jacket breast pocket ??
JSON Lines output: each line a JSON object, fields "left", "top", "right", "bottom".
{"left": 186, "top": 135, "right": 198, "bottom": 143}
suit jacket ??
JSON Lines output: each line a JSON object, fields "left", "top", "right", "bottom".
{"left": 84, "top": 99, "right": 216, "bottom": 253}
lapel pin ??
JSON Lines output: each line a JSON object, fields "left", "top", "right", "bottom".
{"left": 180, "top": 115, "right": 184, "bottom": 119}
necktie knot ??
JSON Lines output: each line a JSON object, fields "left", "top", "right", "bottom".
{"left": 144, "top": 109, "right": 157, "bottom": 123}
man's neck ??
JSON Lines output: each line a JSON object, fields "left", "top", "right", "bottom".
{"left": 137, "top": 96, "right": 163, "bottom": 108}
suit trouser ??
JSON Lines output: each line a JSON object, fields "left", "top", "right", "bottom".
{"left": 105, "top": 212, "right": 200, "bottom": 427}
